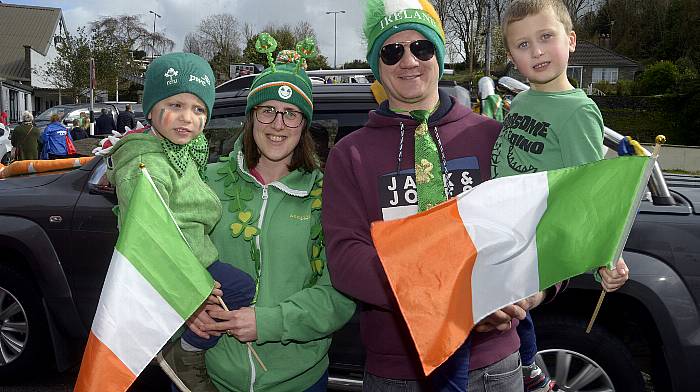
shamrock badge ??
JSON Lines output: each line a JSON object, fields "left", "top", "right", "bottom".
{"left": 230, "top": 210, "right": 259, "bottom": 241}
{"left": 415, "top": 159, "right": 435, "bottom": 184}
{"left": 309, "top": 178, "right": 322, "bottom": 210}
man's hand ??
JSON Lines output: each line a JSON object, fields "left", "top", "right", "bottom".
{"left": 474, "top": 291, "right": 545, "bottom": 333}
{"left": 599, "top": 258, "right": 629, "bottom": 292}
{"left": 206, "top": 307, "right": 258, "bottom": 342}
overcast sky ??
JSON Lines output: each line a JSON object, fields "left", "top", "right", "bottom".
{"left": 11, "top": 0, "right": 367, "bottom": 66}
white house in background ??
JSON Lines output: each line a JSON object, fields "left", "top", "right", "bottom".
{"left": 0, "top": 3, "right": 66, "bottom": 122}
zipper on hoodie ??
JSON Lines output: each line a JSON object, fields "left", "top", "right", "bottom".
{"left": 248, "top": 184, "right": 268, "bottom": 392}
{"left": 248, "top": 347, "right": 256, "bottom": 392}
{"left": 235, "top": 151, "right": 312, "bottom": 390}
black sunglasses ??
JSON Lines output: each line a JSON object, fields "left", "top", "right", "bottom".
{"left": 380, "top": 40, "right": 436, "bottom": 66}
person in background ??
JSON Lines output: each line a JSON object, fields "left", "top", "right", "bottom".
{"left": 116, "top": 103, "right": 137, "bottom": 132}
{"left": 40, "top": 113, "right": 71, "bottom": 159}
{"left": 71, "top": 119, "right": 89, "bottom": 141}
{"left": 10, "top": 111, "right": 41, "bottom": 160}
{"left": 95, "top": 108, "right": 116, "bottom": 135}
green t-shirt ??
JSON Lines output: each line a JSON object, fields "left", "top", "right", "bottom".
{"left": 491, "top": 88, "right": 604, "bottom": 178}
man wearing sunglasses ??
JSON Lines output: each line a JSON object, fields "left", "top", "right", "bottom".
{"left": 323, "top": 1, "right": 537, "bottom": 392}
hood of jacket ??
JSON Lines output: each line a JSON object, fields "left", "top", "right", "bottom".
{"left": 105, "top": 131, "right": 161, "bottom": 173}
{"left": 365, "top": 89, "right": 472, "bottom": 130}
{"left": 44, "top": 121, "right": 66, "bottom": 133}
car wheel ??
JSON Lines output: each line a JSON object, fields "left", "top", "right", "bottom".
{"left": 535, "top": 316, "right": 644, "bottom": 392}
{"left": 0, "top": 264, "right": 51, "bottom": 382}
{"left": 1, "top": 151, "right": 9, "bottom": 165}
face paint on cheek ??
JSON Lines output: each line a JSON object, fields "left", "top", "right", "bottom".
{"left": 158, "top": 108, "right": 166, "bottom": 124}
{"left": 198, "top": 116, "right": 205, "bottom": 132}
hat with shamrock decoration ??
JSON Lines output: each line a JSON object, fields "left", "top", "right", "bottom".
{"left": 142, "top": 52, "right": 216, "bottom": 123}
{"left": 245, "top": 33, "right": 316, "bottom": 122}
{"left": 363, "top": 0, "right": 446, "bottom": 83}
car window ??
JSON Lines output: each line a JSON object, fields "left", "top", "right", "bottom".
{"left": 36, "top": 106, "right": 70, "bottom": 121}
{"left": 206, "top": 114, "right": 245, "bottom": 162}
{"left": 88, "top": 159, "right": 115, "bottom": 194}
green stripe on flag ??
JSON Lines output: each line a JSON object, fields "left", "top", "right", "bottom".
{"left": 115, "top": 170, "right": 213, "bottom": 319}
{"left": 536, "top": 156, "right": 651, "bottom": 290}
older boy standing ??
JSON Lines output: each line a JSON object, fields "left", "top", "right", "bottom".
{"left": 494, "top": 1, "right": 630, "bottom": 390}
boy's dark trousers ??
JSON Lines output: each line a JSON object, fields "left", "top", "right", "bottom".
{"left": 429, "top": 338, "right": 472, "bottom": 392}
{"left": 181, "top": 261, "right": 256, "bottom": 349}
{"left": 517, "top": 311, "right": 538, "bottom": 366}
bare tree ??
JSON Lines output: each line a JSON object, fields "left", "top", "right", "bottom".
{"left": 563, "top": 0, "right": 602, "bottom": 24}
{"left": 446, "top": 0, "right": 488, "bottom": 72}
{"left": 90, "top": 15, "right": 174, "bottom": 55}
{"left": 183, "top": 32, "right": 205, "bottom": 57}
{"left": 242, "top": 22, "right": 255, "bottom": 43}
{"left": 293, "top": 21, "right": 316, "bottom": 41}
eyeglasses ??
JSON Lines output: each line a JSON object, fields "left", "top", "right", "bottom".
{"left": 254, "top": 106, "right": 304, "bottom": 128}
{"left": 380, "top": 40, "right": 436, "bottom": 66}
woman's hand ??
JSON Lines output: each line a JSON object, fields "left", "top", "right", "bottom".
{"left": 599, "top": 258, "right": 629, "bottom": 292}
{"left": 206, "top": 307, "right": 258, "bottom": 342}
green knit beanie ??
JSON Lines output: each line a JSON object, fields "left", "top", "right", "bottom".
{"left": 245, "top": 33, "right": 316, "bottom": 122}
{"left": 142, "top": 52, "right": 216, "bottom": 123}
{"left": 364, "top": 0, "right": 446, "bottom": 83}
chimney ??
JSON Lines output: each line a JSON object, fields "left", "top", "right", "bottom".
{"left": 24, "top": 45, "right": 32, "bottom": 84}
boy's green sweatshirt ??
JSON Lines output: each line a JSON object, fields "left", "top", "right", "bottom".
{"left": 204, "top": 137, "right": 356, "bottom": 391}
{"left": 105, "top": 132, "right": 222, "bottom": 267}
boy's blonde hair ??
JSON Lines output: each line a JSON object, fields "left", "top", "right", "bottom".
{"left": 501, "top": 0, "right": 573, "bottom": 49}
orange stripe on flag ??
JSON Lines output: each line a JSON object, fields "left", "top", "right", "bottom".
{"left": 371, "top": 199, "right": 477, "bottom": 375}
{"left": 74, "top": 332, "right": 136, "bottom": 392}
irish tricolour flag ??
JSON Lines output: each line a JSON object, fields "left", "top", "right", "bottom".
{"left": 75, "top": 168, "right": 213, "bottom": 391}
{"left": 371, "top": 156, "right": 653, "bottom": 375}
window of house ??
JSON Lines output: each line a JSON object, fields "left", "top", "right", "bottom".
{"left": 592, "top": 67, "right": 619, "bottom": 84}
{"left": 566, "top": 66, "right": 583, "bottom": 87}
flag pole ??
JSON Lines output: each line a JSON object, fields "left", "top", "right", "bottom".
{"left": 216, "top": 296, "right": 268, "bottom": 371}
{"left": 586, "top": 135, "right": 666, "bottom": 334}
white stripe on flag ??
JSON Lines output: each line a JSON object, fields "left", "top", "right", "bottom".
{"left": 91, "top": 249, "right": 185, "bottom": 376}
{"left": 456, "top": 172, "right": 549, "bottom": 321}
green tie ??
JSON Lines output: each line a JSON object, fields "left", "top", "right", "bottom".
{"left": 410, "top": 109, "right": 446, "bottom": 211}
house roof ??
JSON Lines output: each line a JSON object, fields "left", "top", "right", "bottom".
{"left": 569, "top": 40, "right": 640, "bottom": 68}
{"left": 0, "top": 3, "right": 63, "bottom": 81}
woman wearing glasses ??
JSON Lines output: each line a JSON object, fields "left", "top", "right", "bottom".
{"left": 189, "top": 35, "right": 355, "bottom": 392}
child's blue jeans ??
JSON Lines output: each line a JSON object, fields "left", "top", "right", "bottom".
{"left": 517, "top": 311, "right": 538, "bottom": 366}
{"left": 430, "top": 338, "right": 471, "bottom": 392}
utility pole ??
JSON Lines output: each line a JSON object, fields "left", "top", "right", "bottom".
{"left": 149, "top": 10, "right": 161, "bottom": 57}
{"left": 485, "top": 0, "right": 492, "bottom": 76}
{"left": 326, "top": 10, "right": 346, "bottom": 69}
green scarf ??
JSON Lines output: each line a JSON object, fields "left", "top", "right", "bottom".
{"left": 160, "top": 133, "right": 209, "bottom": 181}
{"left": 410, "top": 107, "right": 446, "bottom": 211}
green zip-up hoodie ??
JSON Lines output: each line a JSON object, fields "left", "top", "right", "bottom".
{"left": 106, "top": 132, "right": 222, "bottom": 267}
{"left": 205, "top": 136, "right": 356, "bottom": 392}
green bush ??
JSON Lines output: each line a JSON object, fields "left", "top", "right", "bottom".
{"left": 637, "top": 61, "right": 680, "bottom": 95}
{"left": 593, "top": 80, "right": 616, "bottom": 95}
{"left": 615, "top": 80, "right": 635, "bottom": 96}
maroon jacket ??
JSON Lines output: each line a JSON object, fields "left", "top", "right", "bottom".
{"left": 323, "top": 93, "right": 520, "bottom": 379}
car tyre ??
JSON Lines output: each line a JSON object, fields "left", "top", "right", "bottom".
{"left": 535, "top": 315, "right": 644, "bottom": 392}
{"left": 0, "top": 264, "right": 51, "bottom": 383}
{"left": 1, "top": 152, "right": 9, "bottom": 165}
